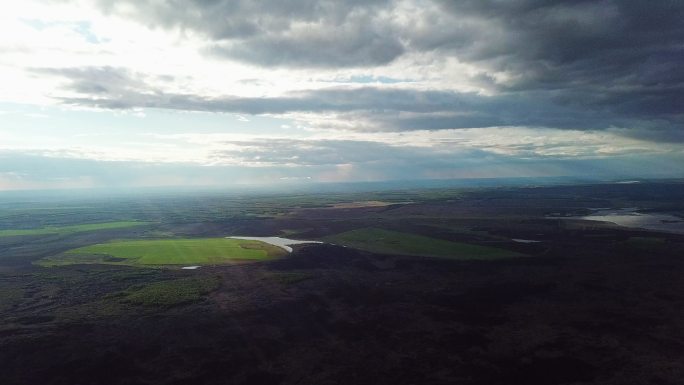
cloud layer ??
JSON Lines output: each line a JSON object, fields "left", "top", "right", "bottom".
{"left": 35, "top": 64, "right": 681, "bottom": 137}
{"left": 0, "top": 0, "right": 683, "bottom": 189}
{"left": 27, "top": 0, "right": 683, "bottom": 140}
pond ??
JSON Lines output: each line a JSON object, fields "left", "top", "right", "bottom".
{"left": 579, "top": 208, "right": 684, "bottom": 234}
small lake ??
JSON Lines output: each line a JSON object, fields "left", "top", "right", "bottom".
{"left": 578, "top": 208, "right": 684, "bottom": 234}
{"left": 227, "top": 236, "right": 323, "bottom": 252}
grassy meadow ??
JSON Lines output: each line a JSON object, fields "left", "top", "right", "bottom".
{"left": 325, "top": 228, "right": 523, "bottom": 260}
{"left": 38, "top": 238, "right": 286, "bottom": 267}
{"left": 0, "top": 221, "right": 151, "bottom": 237}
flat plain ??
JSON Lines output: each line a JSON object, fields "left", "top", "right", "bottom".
{"left": 1, "top": 181, "right": 684, "bottom": 385}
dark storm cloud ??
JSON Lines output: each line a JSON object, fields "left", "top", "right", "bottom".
{"left": 94, "top": 0, "right": 403, "bottom": 68}
{"left": 42, "top": 1, "right": 684, "bottom": 139}
{"left": 90, "top": 1, "right": 684, "bottom": 83}
{"left": 423, "top": 0, "right": 684, "bottom": 127}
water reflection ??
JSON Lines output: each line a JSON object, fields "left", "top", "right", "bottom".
{"left": 581, "top": 208, "right": 684, "bottom": 234}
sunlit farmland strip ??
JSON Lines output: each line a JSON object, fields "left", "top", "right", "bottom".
{"left": 324, "top": 228, "right": 523, "bottom": 260}
{"left": 0, "top": 221, "right": 152, "bottom": 237}
{"left": 37, "top": 237, "right": 287, "bottom": 267}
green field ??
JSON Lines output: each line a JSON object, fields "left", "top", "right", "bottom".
{"left": 0, "top": 221, "right": 151, "bottom": 237}
{"left": 324, "top": 228, "right": 523, "bottom": 260}
{"left": 38, "top": 238, "right": 286, "bottom": 267}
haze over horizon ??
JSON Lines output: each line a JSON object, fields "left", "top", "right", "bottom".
{"left": 1, "top": 0, "right": 683, "bottom": 191}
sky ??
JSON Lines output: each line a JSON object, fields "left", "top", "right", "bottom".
{"left": 1, "top": 0, "right": 683, "bottom": 190}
